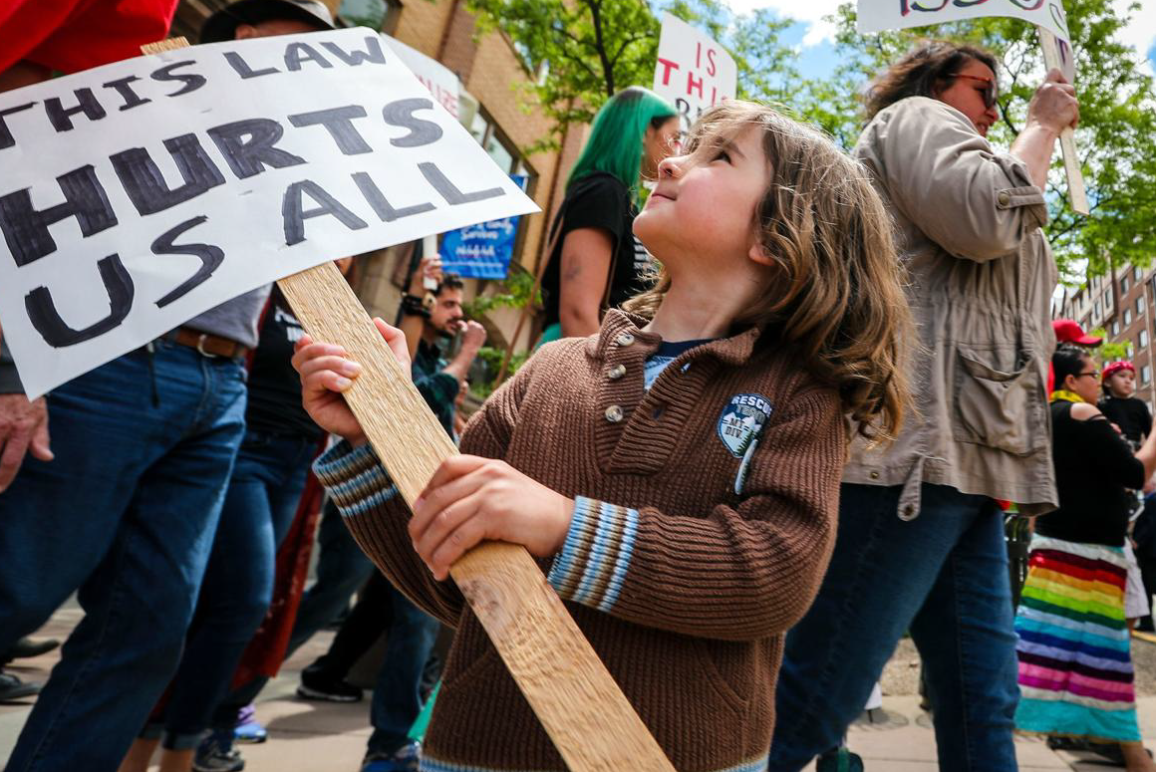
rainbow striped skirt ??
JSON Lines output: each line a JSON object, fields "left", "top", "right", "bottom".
{"left": 1014, "top": 535, "right": 1140, "bottom": 742}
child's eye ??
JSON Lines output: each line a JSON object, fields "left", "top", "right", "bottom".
{"left": 714, "top": 149, "right": 731, "bottom": 163}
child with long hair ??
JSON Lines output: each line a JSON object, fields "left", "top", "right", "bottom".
{"left": 292, "top": 101, "right": 912, "bottom": 771}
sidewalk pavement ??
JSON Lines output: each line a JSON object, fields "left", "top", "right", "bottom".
{"left": 3, "top": 604, "right": 1155, "bottom": 770}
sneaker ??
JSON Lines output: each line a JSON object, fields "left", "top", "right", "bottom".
{"left": 0, "top": 671, "right": 40, "bottom": 703}
{"left": 233, "top": 703, "right": 267, "bottom": 744}
{"left": 194, "top": 730, "right": 245, "bottom": 772}
{"left": 361, "top": 742, "right": 421, "bottom": 772}
{"left": 297, "top": 667, "right": 362, "bottom": 703}
{"left": 816, "top": 747, "right": 864, "bottom": 772}
{"left": 3, "top": 637, "right": 60, "bottom": 663}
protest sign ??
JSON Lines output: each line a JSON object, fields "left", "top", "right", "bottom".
{"left": 382, "top": 33, "right": 460, "bottom": 119}
{"left": 439, "top": 174, "right": 527, "bottom": 279}
{"left": 857, "top": 0, "right": 1070, "bottom": 44}
{"left": 0, "top": 27, "right": 537, "bottom": 398}
{"left": 652, "top": 13, "right": 737, "bottom": 138}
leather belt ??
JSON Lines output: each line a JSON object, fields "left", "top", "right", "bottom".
{"left": 165, "top": 327, "right": 248, "bottom": 359}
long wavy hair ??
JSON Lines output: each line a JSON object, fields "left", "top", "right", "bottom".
{"left": 566, "top": 86, "right": 677, "bottom": 207}
{"left": 864, "top": 40, "right": 999, "bottom": 120}
{"left": 624, "top": 101, "right": 913, "bottom": 440}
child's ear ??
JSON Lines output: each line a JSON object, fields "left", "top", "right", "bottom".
{"left": 747, "top": 240, "right": 776, "bottom": 267}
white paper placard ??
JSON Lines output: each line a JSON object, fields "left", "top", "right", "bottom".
{"left": 652, "top": 13, "right": 737, "bottom": 138}
{"left": 0, "top": 28, "right": 537, "bottom": 398}
{"left": 857, "top": 0, "right": 1075, "bottom": 81}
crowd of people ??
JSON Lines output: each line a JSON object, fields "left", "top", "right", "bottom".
{"left": 0, "top": 1, "right": 1149, "bottom": 771}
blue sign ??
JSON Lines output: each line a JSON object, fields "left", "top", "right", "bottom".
{"left": 439, "top": 175, "right": 528, "bottom": 279}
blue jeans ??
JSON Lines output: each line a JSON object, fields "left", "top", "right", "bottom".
{"left": 0, "top": 343, "right": 247, "bottom": 772}
{"left": 367, "top": 577, "right": 440, "bottom": 757}
{"left": 212, "top": 497, "right": 375, "bottom": 726}
{"left": 150, "top": 430, "right": 317, "bottom": 749}
{"left": 770, "top": 483, "right": 1019, "bottom": 772}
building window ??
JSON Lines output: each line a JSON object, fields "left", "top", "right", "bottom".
{"left": 1095, "top": 300, "right": 1102, "bottom": 318}
{"left": 1136, "top": 265, "right": 1144, "bottom": 282}
{"left": 1138, "top": 295, "right": 1146, "bottom": 315}
{"left": 1141, "top": 329, "right": 1149, "bottom": 349}
{"left": 1113, "top": 320, "right": 1121, "bottom": 336}
{"left": 1143, "top": 365, "right": 1152, "bottom": 385}
{"left": 1126, "top": 309, "right": 1133, "bottom": 326}
{"left": 1122, "top": 276, "right": 1130, "bottom": 294}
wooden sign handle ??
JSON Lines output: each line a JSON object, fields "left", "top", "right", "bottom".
{"left": 1039, "top": 28, "right": 1091, "bottom": 216}
{"left": 140, "top": 37, "right": 675, "bottom": 772}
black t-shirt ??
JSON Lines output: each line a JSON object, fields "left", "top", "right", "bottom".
{"left": 1035, "top": 400, "right": 1145, "bottom": 547}
{"left": 542, "top": 172, "right": 654, "bottom": 329}
{"left": 246, "top": 292, "right": 324, "bottom": 440}
{"left": 1098, "top": 394, "right": 1152, "bottom": 449}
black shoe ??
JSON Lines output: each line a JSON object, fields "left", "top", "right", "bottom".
{"left": 0, "top": 671, "right": 40, "bottom": 703}
{"left": 816, "top": 748, "right": 864, "bottom": 772}
{"left": 297, "top": 667, "right": 362, "bottom": 703}
{"left": 5, "top": 637, "right": 60, "bottom": 661}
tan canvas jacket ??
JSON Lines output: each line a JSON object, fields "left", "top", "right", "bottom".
{"left": 844, "top": 96, "right": 1059, "bottom": 519}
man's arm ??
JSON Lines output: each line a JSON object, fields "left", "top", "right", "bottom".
{"left": 440, "top": 321, "right": 486, "bottom": 383}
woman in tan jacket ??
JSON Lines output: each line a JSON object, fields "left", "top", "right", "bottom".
{"left": 771, "top": 41, "right": 1079, "bottom": 772}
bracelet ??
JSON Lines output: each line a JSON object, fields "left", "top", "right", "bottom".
{"left": 401, "top": 294, "right": 429, "bottom": 318}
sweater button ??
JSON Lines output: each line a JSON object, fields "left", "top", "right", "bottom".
{"left": 616, "top": 333, "right": 635, "bottom": 347}
{"left": 869, "top": 470, "right": 880, "bottom": 480}
{"left": 607, "top": 364, "right": 627, "bottom": 380}
{"left": 998, "top": 191, "right": 1011, "bottom": 206}
{"left": 604, "top": 405, "right": 624, "bottom": 423}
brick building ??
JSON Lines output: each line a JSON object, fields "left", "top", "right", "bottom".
{"left": 171, "top": 0, "right": 589, "bottom": 359}
{"left": 1057, "top": 263, "right": 1156, "bottom": 412}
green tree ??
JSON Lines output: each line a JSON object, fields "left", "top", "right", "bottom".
{"left": 806, "top": 0, "right": 1156, "bottom": 282}
{"left": 464, "top": 0, "right": 800, "bottom": 146}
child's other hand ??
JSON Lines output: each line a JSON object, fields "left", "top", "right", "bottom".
{"left": 409, "top": 455, "right": 573, "bottom": 580}
{"left": 292, "top": 317, "right": 410, "bottom": 447}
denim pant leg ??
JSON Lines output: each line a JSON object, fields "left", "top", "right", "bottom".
{"left": 213, "top": 497, "right": 376, "bottom": 729}
{"left": 0, "top": 359, "right": 158, "bottom": 657}
{"left": 5, "top": 345, "right": 247, "bottom": 772}
{"left": 910, "top": 500, "right": 1019, "bottom": 772}
{"left": 366, "top": 584, "right": 440, "bottom": 756}
{"left": 161, "top": 432, "right": 315, "bottom": 748}
{"left": 770, "top": 483, "right": 982, "bottom": 772}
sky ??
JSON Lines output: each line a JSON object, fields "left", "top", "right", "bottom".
{"left": 726, "top": 0, "right": 1156, "bottom": 79}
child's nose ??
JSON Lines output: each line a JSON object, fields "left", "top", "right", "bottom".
{"left": 657, "top": 155, "right": 683, "bottom": 179}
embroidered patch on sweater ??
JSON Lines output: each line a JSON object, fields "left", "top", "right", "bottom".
{"left": 717, "top": 393, "right": 773, "bottom": 458}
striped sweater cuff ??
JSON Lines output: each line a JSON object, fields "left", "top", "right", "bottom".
{"left": 313, "top": 440, "right": 398, "bottom": 517}
{"left": 547, "top": 496, "right": 639, "bottom": 612}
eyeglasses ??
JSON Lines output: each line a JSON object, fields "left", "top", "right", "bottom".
{"left": 955, "top": 74, "right": 999, "bottom": 110}
{"left": 1075, "top": 370, "right": 1100, "bottom": 380}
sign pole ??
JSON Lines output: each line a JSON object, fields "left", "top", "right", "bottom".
{"left": 1039, "top": 28, "right": 1090, "bottom": 215}
{"left": 141, "top": 39, "right": 676, "bottom": 772}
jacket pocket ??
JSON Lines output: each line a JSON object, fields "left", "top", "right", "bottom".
{"left": 952, "top": 345, "right": 1046, "bottom": 456}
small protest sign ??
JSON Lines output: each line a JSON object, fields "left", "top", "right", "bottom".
{"left": 382, "top": 33, "right": 460, "bottom": 119}
{"left": 856, "top": 0, "right": 1075, "bottom": 80}
{"left": 652, "top": 13, "right": 737, "bottom": 138}
{"left": 439, "top": 174, "right": 527, "bottom": 279}
{"left": 0, "top": 28, "right": 537, "bottom": 399}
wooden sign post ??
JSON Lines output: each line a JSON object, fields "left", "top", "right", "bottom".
{"left": 142, "top": 39, "right": 676, "bottom": 772}
{"left": 1040, "top": 28, "right": 1090, "bottom": 216}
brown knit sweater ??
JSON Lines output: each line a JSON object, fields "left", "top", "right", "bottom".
{"left": 314, "top": 310, "right": 844, "bottom": 772}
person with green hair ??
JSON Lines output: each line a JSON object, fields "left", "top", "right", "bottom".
{"left": 540, "top": 86, "right": 678, "bottom": 341}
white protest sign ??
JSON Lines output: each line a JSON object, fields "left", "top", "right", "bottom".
{"left": 0, "top": 28, "right": 537, "bottom": 399}
{"left": 381, "top": 34, "right": 460, "bottom": 119}
{"left": 857, "top": 0, "right": 1075, "bottom": 80}
{"left": 652, "top": 13, "right": 738, "bottom": 138}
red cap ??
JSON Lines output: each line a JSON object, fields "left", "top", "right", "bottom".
{"left": 1053, "top": 319, "right": 1103, "bottom": 346}
{"left": 1103, "top": 360, "right": 1135, "bottom": 382}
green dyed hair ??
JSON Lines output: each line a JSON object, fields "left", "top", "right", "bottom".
{"left": 566, "top": 86, "right": 677, "bottom": 206}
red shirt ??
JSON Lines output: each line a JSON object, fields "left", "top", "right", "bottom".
{"left": 0, "top": 0, "right": 177, "bottom": 75}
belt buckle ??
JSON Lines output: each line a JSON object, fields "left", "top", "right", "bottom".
{"left": 195, "top": 333, "right": 220, "bottom": 359}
